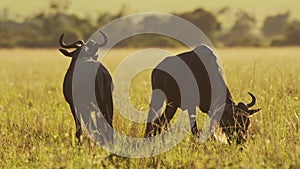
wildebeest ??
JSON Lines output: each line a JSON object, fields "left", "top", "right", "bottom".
{"left": 58, "top": 31, "right": 114, "bottom": 143}
{"left": 145, "top": 45, "right": 261, "bottom": 144}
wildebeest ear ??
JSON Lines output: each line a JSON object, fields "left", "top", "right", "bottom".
{"left": 59, "top": 49, "right": 72, "bottom": 57}
{"left": 248, "top": 108, "right": 261, "bottom": 116}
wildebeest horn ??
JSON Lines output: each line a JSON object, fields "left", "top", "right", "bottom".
{"left": 59, "top": 49, "right": 71, "bottom": 57}
{"left": 247, "top": 92, "right": 256, "bottom": 108}
{"left": 59, "top": 33, "right": 84, "bottom": 49}
{"left": 97, "top": 31, "right": 108, "bottom": 47}
{"left": 248, "top": 108, "right": 261, "bottom": 115}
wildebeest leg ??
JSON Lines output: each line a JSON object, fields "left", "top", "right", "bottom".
{"left": 160, "top": 103, "right": 178, "bottom": 132}
{"left": 104, "top": 93, "right": 113, "bottom": 129}
{"left": 144, "top": 90, "right": 165, "bottom": 137}
{"left": 70, "top": 104, "right": 82, "bottom": 142}
{"left": 188, "top": 107, "right": 198, "bottom": 135}
{"left": 99, "top": 79, "right": 114, "bottom": 129}
{"left": 103, "top": 83, "right": 114, "bottom": 143}
{"left": 149, "top": 102, "right": 178, "bottom": 136}
{"left": 96, "top": 75, "right": 114, "bottom": 145}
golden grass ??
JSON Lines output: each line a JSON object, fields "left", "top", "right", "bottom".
{"left": 0, "top": 47, "right": 299, "bottom": 168}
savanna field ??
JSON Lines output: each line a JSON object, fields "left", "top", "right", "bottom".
{"left": 0, "top": 47, "right": 299, "bottom": 168}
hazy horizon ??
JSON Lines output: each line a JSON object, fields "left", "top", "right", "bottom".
{"left": 1, "top": 0, "right": 300, "bottom": 23}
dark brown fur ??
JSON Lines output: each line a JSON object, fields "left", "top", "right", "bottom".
{"left": 145, "top": 45, "right": 260, "bottom": 144}
{"left": 58, "top": 32, "right": 113, "bottom": 143}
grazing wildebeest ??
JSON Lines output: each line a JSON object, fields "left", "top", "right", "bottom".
{"left": 58, "top": 31, "right": 114, "bottom": 143}
{"left": 145, "top": 45, "right": 261, "bottom": 144}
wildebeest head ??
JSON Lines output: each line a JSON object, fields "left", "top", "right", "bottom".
{"left": 58, "top": 34, "right": 84, "bottom": 59}
{"left": 58, "top": 31, "right": 108, "bottom": 61}
{"left": 221, "top": 92, "right": 261, "bottom": 144}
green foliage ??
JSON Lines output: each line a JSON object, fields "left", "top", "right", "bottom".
{"left": 0, "top": 5, "right": 222, "bottom": 48}
{"left": 271, "top": 20, "right": 300, "bottom": 46}
{"left": 116, "top": 34, "right": 185, "bottom": 48}
{"left": 219, "top": 11, "right": 263, "bottom": 47}
{"left": 0, "top": 2, "right": 300, "bottom": 47}
{"left": 177, "top": 8, "right": 221, "bottom": 40}
{"left": 285, "top": 21, "right": 300, "bottom": 45}
{"left": 262, "top": 12, "right": 289, "bottom": 37}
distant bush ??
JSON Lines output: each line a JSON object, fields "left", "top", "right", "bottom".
{"left": 271, "top": 20, "right": 300, "bottom": 46}
{"left": 0, "top": 23, "right": 16, "bottom": 48}
{"left": 0, "top": 2, "right": 300, "bottom": 48}
{"left": 115, "top": 34, "right": 185, "bottom": 48}
{"left": 262, "top": 12, "right": 289, "bottom": 37}
{"left": 177, "top": 8, "right": 221, "bottom": 41}
{"left": 285, "top": 21, "right": 300, "bottom": 45}
{"left": 219, "top": 11, "right": 262, "bottom": 46}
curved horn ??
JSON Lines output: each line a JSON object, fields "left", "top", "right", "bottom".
{"left": 248, "top": 108, "right": 261, "bottom": 115}
{"left": 247, "top": 92, "right": 256, "bottom": 108}
{"left": 59, "top": 33, "right": 84, "bottom": 49}
{"left": 97, "top": 31, "right": 108, "bottom": 47}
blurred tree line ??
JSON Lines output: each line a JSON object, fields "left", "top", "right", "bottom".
{"left": 0, "top": 2, "right": 300, "bottom": 48}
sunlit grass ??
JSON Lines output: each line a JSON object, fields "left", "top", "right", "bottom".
{"left": 0, "top": 47, "right": 299, "bottom": 168}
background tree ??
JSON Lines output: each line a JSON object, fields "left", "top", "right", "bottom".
{"left": 177, "top": 8, "right": 221, "bottom": 41}
{"left": 285, "top": 20, "right": 300, "bottom": 45}
{"left": 262, "top": 12, "right": 289, "bottom": 37}
{"left": 219, "top": 11, "right": 261, "bottom": 46}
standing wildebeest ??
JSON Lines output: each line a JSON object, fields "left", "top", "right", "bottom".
{"left": 58, "top": 31, "right": 114, "bottom": 142}
{"left": 145, "top": 45, "right": 261, "bottom": 144}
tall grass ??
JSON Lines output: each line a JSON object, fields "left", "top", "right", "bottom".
{"left": 0, "top": 47, "right": 299, "bottom": 168}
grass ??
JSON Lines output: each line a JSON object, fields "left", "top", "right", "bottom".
{"left": 0, "top": 47, "right": 299, "bottom": 168}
